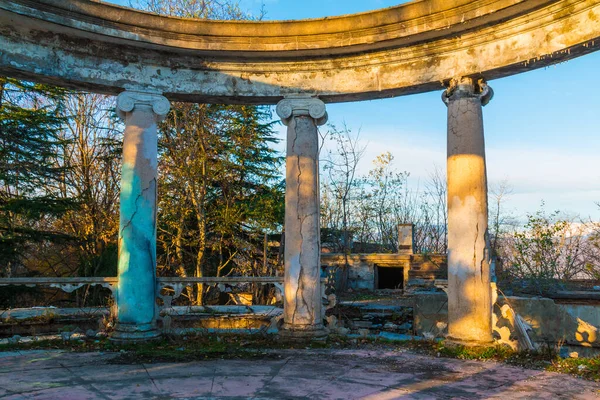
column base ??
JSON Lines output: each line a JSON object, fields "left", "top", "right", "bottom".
{"left": 278, "top": 323, "right": 328, "bottom": 341}
{"left": 110, "top": 322, "right": 161, "bottom": 343}
{"left": 444, "top": 335, "right": 494, "bottom": 348}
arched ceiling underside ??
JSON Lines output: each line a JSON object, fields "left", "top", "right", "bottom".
{"left": 0, "top": 0, "right": 599, "bottom": 104}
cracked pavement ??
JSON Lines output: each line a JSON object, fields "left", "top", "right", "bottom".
{"left": 1, "top": 348, "right": 599, "bottom": 399}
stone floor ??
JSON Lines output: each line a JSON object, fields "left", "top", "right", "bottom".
{"left": 0, "top": 349, "right": 598, "bottom": 399}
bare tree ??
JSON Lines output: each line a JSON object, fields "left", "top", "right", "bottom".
{"left": 321, "top": 123, "right": 365, "bottom": 289}
{"left": 414, "top": 166, "right": 447, "bottom": 254}
{"left": 54, "top": 92, "right": 120, "bottom": 305}
{"left": 135, "top": 0, "right": 279, "bottom": 306}
{"left": 321, "top": 123, "right": 365, "bottom": 249}
{"left": 583, "top": 209, "right": 600, "bottom": 279}
{"left": 489, "top": 179, "right": 515, "bottom": 257}
{"left": 136, "top": 0, "right": 262, "bottom": 20}
{"left": 498, "top": 206, "right": 591, "bottom": 293}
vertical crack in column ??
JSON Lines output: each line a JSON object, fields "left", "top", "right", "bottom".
{"left": 114, "top": 91, "right": 167, "bottom": 341}
{"left": 293, "top": 117, "right": 318, "bottom": 326}
{"left": 120, "top": 192, "right": 141, "bottom": 237}
{"left": 120, "top": 177, "right": 156, "bottom": 236}
{"left": 473, "top": 221, "right": 479, "bottom": 271}
{"left": 481, "top": 232, "right": 489, "bottom": 285}
{"left": 278, "top": 97, "right": 326, "bottom": 335}
{"left": 445, "top": 78, "right": 494, "bottom": 343}
{"left": 146, "top": 177, "right": 157, "bottom": 276}
{"left": 292, "top": 117, "right": 303, "bottom": 325}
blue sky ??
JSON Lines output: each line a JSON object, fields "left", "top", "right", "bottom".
{"left": 110, "top": 0, "right": 600, "bottom": 220}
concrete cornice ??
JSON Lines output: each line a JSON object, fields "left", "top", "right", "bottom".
{"left": 1, "top": 0, "right": 599, "bottom": 103}
{"left": 0, "top": 0, "right": 560, "bottom": 56}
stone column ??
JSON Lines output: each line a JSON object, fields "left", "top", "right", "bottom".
{"left": 442, "top": 78, "right": 494, "bottom": 345}
{"left": 112, "top": 91, "right": 170, "bottom": 342}
{"left": 276, "top": 96, "right": 328, "bottom": 339}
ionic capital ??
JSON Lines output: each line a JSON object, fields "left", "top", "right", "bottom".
{"left": 276, "top": 96, "right": 328, "bottom": 126}
{"left": 442, "top": 78, "right": 493, "bottom": 107}
{"left": 116, "top": 91, "right": 171, "bottom": 121}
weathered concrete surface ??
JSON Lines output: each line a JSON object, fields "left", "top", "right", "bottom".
{"left": 320, "top": 253, "right": 447, "bottom": 291}
{"left": 0, "top": 349, "right": 598, "bottom": 399}
{"left": 0, "top": 307, "right": 109, "bottom": 321}
{"left": 320, "top": 220, "right": 447, "bottom": 291}
{"left": 398, "top": 224, "right": 415, "bottom": 254}
{"left": 321, "top": 254, "right": 412, "bottom": 291}
{"left": 414, "top": 292, "right": 600, "bottom": 351}
{"left": 160, "top": 306, "right": 282, "bottom": 333}
{"left": 0, "top": 307, "right": 109, "bottom": 339}
{"left": 444, "top": 78, "right": 493, "bottom": 345}
{"left": 277, "top": 97, "right": 327, "bottom": 338}
{"left": 501, "top": 297, "right": 600, "bottom": 349}
{"left": 414, "top": 292, "right": 450, "bottom": 338}
{"left": 1, "top": 0, "right": 600, "bottom": 103}
{"left": 112, "top": 91, "right": 170, "bottom": 342}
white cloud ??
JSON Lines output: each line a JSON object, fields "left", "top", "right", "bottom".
{"left": 348, "top": 126, "right": 600, "bottom": 219}
{"left": 272, "top": 114, "right": 600, "bottom": 220}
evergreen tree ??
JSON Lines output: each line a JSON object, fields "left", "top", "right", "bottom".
{"left": 136, "top": 0, "right": 283, "bottom": 304}
{"left": 0, "top": 77, "right": 73, "bottom": 277}
{"left": 157, "top": 102, "right": 284, "bottom": 304}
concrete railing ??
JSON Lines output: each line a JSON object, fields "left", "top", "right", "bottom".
{"left": 0, "top": 277, "right": 119, "bottom": 294}
{"left": 0, "top": 276, "right": 284, "bottom": 293}
{"left": 0, "top": 276, "right": 289, "bottom": 309}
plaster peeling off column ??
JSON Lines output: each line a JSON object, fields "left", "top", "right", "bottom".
{"left": 112, "top": 91, "right": 170, "bottom": 343}
{"left": 277, "top": 96, "right": 328, "bottom": 339}
{"left": 443, "top": 78, "right": 494, "bottom": 345}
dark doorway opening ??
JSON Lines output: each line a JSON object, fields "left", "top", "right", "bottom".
{"left": 377, "top": 266, "right": 404, "bottom": 290}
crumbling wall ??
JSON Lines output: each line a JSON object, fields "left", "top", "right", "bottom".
{"left": 413, "top": 292, "right": 448, "bottom": 338}
{"left": 413, "top": 292, "right": 600, "bottom": 349}
{"left": 501, "top": 297, "right": 599, "bottom": 348}
{"left": 320, "top": 253, "right": 447, "bottom": 291}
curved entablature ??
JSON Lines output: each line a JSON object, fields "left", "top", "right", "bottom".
{"left": 0, "top": 0, "right": 565, "bottom": 57}
{"left": 0, "top": 0, "right": 599, "bottom": 103}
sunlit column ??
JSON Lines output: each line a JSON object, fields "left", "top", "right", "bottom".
{"left": 276, "top": 96, "right": 328, "bottom": 339}
{"left": 443, "top": 78, "right": 494, "bottom": 344}
{"left": 112, "top": 91, "right": 170, "bottom": 342}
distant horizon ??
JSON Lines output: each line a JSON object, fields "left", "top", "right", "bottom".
{"left": 109, "top": 0, "right": 600, "bottom": 222}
